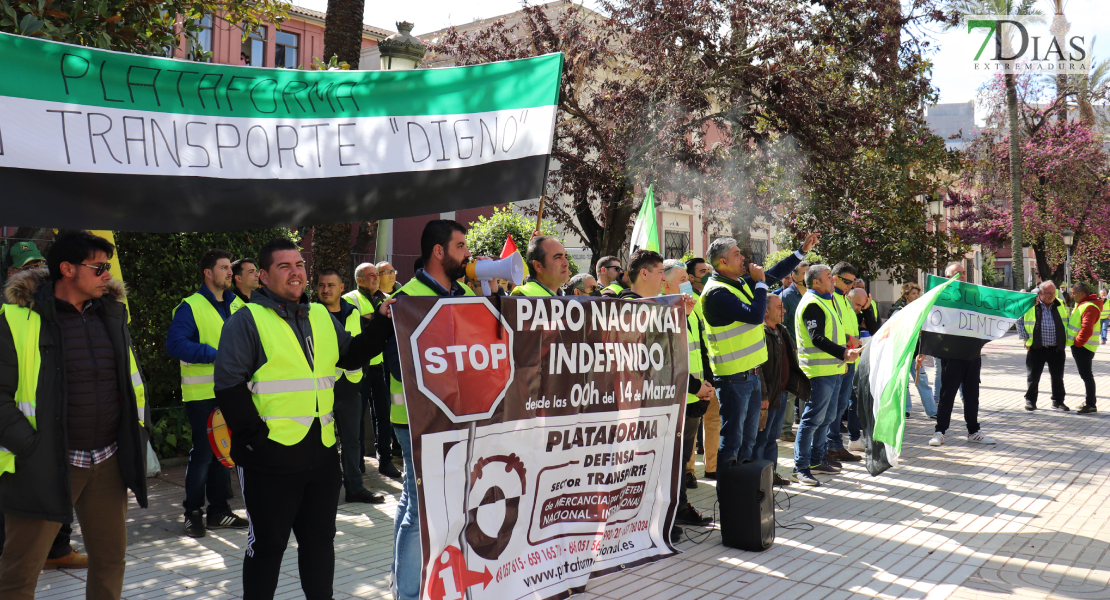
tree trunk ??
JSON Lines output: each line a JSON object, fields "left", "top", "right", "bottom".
{"left": 1033, "top": 245, "right": 1065, "bottom": 287}
{"left": 311, "top": 0, "right": 367, "bottom": 290}
{"left": 1005, "top": 73, "right": 1024, "bottom": 290}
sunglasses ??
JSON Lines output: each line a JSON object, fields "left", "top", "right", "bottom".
{"left": 75, "top": 262, "right": 112, "bottom": 276}
{"left": 836, "top": 276, "right": 856, "bottom": 285}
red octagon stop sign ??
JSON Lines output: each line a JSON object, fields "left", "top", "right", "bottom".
{"left": 410, "top": 298, "right": 515, "bottom": 423}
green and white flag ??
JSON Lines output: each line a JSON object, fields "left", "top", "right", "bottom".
{"left": 858, "top": 276, "right": 958, "bottom": 474}
{"left": 629, "top": 184, "right": 659, "bottom": 253}
{"left": 921, "top": 275, "right": 1036, "bottom": 360}
{"left": 0, "top": 32, "right": 563, "bottom": 232}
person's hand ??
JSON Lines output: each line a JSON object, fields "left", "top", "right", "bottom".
{"left": 748, "top": 263, "right": 766, "bottom": 282}
{"left": 377, "top": 297, "right": 397, "bottom": 318}
{"left": 530, "top": 230, "right": 542, "bottom": 240}
{"left": 864, "top": 293, "right": 873, "bottom": 309}
{"left": 682, "top": 293, "right": 696, "bottom": 314}
{"left": 848, "top": 335, "right": 860, "bottom": 349}
{"left": 845, "top": 347, "right": 862, "bottom": 362}
{"left": 761, "top": 399, "right": 770, "bottom": 409}
{"left": 915, "top": 354, "right": 925, "bottom": 369}
{"left": 696, "top": 381, "right": 714, "bottom": 399}
{"left": 801, "top": 232, "right": 819, "bottom": 253}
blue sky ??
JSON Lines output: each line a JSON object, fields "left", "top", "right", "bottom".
{"left": 300, "top": 0, "right": 1109, "bottom": 114}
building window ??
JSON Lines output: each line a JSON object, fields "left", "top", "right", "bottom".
{"left": 275, "top": 31, "right": 299, "bottom": 68}
{"left": 664, "top": 231, "right": 689, "bottom": 260}
{"left": 242, "top": 26, "right": 266, "bottom": 66}
{"left": 750, "top": 239, "right": 767, "bottom": 267}
{"left": 190, "top": 14, "right": 213, "bottom": 61}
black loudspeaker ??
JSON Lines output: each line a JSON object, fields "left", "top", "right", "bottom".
{"left": 717, "top": 458, "right": 775, "bottom": 551}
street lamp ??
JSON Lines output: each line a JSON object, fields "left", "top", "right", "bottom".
{"left": 927, "top": 195, "right": 944, "bottom": 275}
{"left": 1062, "top": 229, "right": 1074, "bottom": 291}
{"left": 375, "top": 22, "right": 428, "bottom": 263}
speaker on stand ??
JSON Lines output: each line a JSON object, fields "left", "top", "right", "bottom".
{"left": 716, "top": 458, "right": 775, "bottom": 551}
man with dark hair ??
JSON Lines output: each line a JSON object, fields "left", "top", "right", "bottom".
{"left": 823, "top": 262, "right": 862, "bottom": 467}
{"left": 316, "top": 269, "right": 388, "bottom": 502}
{"left": 214, "top": 237, "right": 393, "bottom": 599}
{"left": 1068, "top": 282, "right": 1101, "bottom": 414}
{"left": 566, "top": 273, "right": 599, "bottom": 296}
{"left": 511, "top": 235, "right": 569, "bottom": 297}
{"left": 0, "top": 231, "right": 148, "bottom": 599}
{"left": 343, "top": 263, "right": 402, "bottom": 479}
{"left": 698, "top": 233, "right": 818, "bottom": 468}
{"left": 378, "top": 220, "right": 477, "bottom": 600}
{"left": 777, "top": 260, "right": 808, "bottom": 442}
{"left": 617, "top": 250, "right": 712, "bottom": 539}
{"left": 166, "top": 248, "right": 248, "bottom": 538}
{"left": 685, "top": 258, "right": 712, "bottom": 297}
{"left": 231, "top": 258, "right": 259, "bottom": 303}
{"left": 597, "top": 255, "right": 626, "bottom": 297}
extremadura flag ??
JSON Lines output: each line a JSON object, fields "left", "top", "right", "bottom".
{"left": 920, "top": 275, "right": 1036, "bottom": 360}
{"left": 0, "top": 32, "right": 563, "bottom": 232}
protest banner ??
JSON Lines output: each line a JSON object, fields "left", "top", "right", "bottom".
{"left": 0, "top": 32, "right": 562, "bottom": 231}
{"left": 921, "top": 275, "right": 1035, "bottom": 360}
{"left": 391, "top": 295, "right": 689, "bottom": 600}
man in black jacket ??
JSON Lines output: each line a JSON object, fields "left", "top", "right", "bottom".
{"left": 0, "top": 231, "right": 148, "bottom": 600}
{"left": 756, "top": 294, "right": 810, "bottom": 486}
{"left": 214, "top": 239, "right": 393, "bottom": 600}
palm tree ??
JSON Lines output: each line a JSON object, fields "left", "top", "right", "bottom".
{"left": 944, "top": 0, "right": 1043, "bottom": 290}
{"left": 1075, "top": 51, "right": 1109, "bottom": 126}
{"left": 309, "top": 0, "right": 371, "bottom": 288}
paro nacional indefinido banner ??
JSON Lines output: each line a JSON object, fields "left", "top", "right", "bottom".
{"left": 0, "top": 32, "right": 562, "bottom": 232}
{"left": 391, "top": 295, "right": 689, "bottom": 600}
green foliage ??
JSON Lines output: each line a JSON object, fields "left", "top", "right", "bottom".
{"left": 764, "top": 247, "right": 825, "bottom": 270}
{"left": 0, "top": 0, "right": 289, "bottom": 58}
{"left": 150, "top": 408, "right": 191, "bottom": 458}
{"left": 466, "top": 207, "right": 579, "bottom": 276}
{"left": 980, "top": 252, "right": 1005, "bottom": 288}
{"left": 680, "top": 251, "right": 698, "bottom": 263}
{"left": 115, "top": 229, "right": 292, "bottom": 458}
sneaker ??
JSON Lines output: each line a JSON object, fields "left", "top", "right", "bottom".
{"left": 1077, "top": 405, "right": 1098, "bottom": 414}
{"left": 811, "top": 461, "right": 840, "bottom": 474}
{"left": 184, "top": 510, "right": 205, "bottom": 538}
{"left": 42, "top": 549, "right": 88, "bottom": 570}
{"left": 1051, "top": 403, "right": 1070, "bottom": 412}
{"left": 848, "top": 438, "right": 865, "bottom": 452}
{"left": 791, "top": 469, "right": 820, "bottom": 486}
{"left": 927, "top": 414, "right": 937, "bottom": 420}
{"left": 1025, "top": 401, "right": 1037, "bottom": 411}
{"left": 346, "top": 489, "right": 387, "bottom": 504}
{"left": 928, "top": 433, "right": 944, "bottom": 446}
{"left": 772, "top": 473, "right": 791, "bottom": 487}
{"left": 704, "top": 471, "right": 717, "bottom": 480}
{"left": 684, "top": 472, "right": 698, "bottom": 489}
{"left": 967, "top": 431, "right": 996, "bottom": 444}
{"left": 674, "top": 503, "right": 712, "bottom": 526}
{"left": 781, "top": 431, "right": 796, "bottom": 442}
{"left": 379, "top": 460, "right": 403, "bottom": 479}
{"left": 207, "top": 511, "right": 249, "bottom": 530}
{"left": 834, "top": 449, "right": 862, "bottom": 462}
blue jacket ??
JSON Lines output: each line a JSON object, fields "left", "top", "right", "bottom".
{"left": 779, "top": 283, "right": 805, "bottom": 347}
{"left": 702, "top": 248, "right": 804, "bottom": 329}
{"left": 166, "top": 286, "right": 238, "bottom": 365}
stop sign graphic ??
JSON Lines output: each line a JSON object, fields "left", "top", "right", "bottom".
{"left": 410, "top": 298, "right": 515, "bottom": 423}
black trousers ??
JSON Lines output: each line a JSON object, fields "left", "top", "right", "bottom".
{"left": 936, "top": 358, "right": 981, "bottom": 436}
{"left": 1025, "top": 347, "right": 1066, "bottom": 407}
{"left": 334, "top": 378, "right": 367, "bottom": 495}
{"left": 679, "top": 415, "right": 701, "bottom": 507}
{"left": 238, "top": 461, "right": 341, "bottom": 600}
{"left": 1071, "top": 346, "right": 1097, "bottom": 407}
{"left": 360, "top": 365, "right": 393, "bottom": 460}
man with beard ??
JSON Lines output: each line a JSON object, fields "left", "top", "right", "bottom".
{"left": 167, "top": 249, "right": 248, "bottom": 538}
{"left": 511, "top": 235, "right": 570, "bottom": 297}
{"left": 377, "top": 220, "right": 478, "bottom": 600}
{"left": 214, "top": 239, "right": 393, "bottom": 600}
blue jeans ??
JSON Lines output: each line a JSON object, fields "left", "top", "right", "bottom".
{"left": 1101, "top": 319, "right": 1108, "bottom": 343}
{"left": 392, "top": 426, "right": 421, "bottom": 600}
{"left": 183, "top": 398, "right": 231, "bottom": 516}
{"left": 906, "top": 366, "right": 938, "bottom": 417}
{"left": 794, "top": 375, "right": 840, "bottom": 471}
{"left": 825, "top": 364, "right": 854, "bottom": 451}
{"left": 716, "top": 372, "right": 763, "bottom": 465}
{"left": 753, "top": 393, "right": 787, "bottom": 467}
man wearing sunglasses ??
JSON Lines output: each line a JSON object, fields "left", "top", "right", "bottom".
{"left": 0, "top": 231, "right": 148, "bottom": 599}
{"left": 167, "top": 249, "right": 249, "bottom": 538}
{"left": 821, "top": 263, "right": 864, "bottom": 469}
{"left": 596, "top": 256, "right": 627, "bottom": 298}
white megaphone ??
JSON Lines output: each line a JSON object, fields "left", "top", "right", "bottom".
{"left": 466, "top": 253, "right": 526, "bottom": 286}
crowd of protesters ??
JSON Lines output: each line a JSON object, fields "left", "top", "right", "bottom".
{"left": 0, "top": 224, "right": 1102, "bottom": 600}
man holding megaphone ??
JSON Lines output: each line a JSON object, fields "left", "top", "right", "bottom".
{"left": 464, "top": 251, "right": 525, "bottom": 295}
{"left": 510, "top": 235, "right": 571, "bottom": 297}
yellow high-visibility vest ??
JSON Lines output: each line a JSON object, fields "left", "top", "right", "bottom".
{"left": 174, "top": 293, "right": 244, "bottom": 401}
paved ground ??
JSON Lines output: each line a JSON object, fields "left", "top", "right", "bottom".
{"left": 34, "top": 332, "right": 1110, "bottom": 599}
